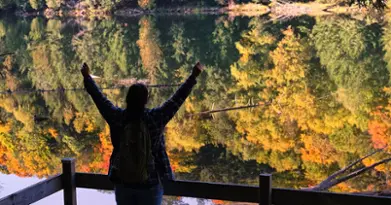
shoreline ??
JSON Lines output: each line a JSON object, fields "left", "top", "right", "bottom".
{"left": 7, "top": 2, "right": 370, "bottom": 19}
{"left": 13, "top": 5, "right": 271, "bottom": 18}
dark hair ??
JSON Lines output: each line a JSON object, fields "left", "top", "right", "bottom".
{"left": 125, "top": 83, "right": 148, "bottom": 120}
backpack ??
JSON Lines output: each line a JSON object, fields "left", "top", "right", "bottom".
{"left": 112, "top": 120, "right": 153, "bottom": 183}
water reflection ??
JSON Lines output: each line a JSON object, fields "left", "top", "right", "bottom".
{"left": 1, "top": 14, "right": 391, "bottom": 197}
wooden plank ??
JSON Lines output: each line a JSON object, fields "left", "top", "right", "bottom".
{"left": 164, "top": 180, "right": 259, "bottom": 202}
{"left": 75, "top": 173, "right": 258, "bottom": 202}
{"left": 273, "top": 188, "right": 391, "bottom": 205}
{"left": 0, "top": 175, "right": 62, "bottom": 205}
{"left": 259, "top": 174, "right": 271, "bottom": 205}
{"left": 76, "top": 173, "right": 114, "bottom": 190}
{"left": 76, "top": 172, "right": 391, "bottom": 204}
{"left": 62, "top": 158, "right": 77, "bottom": 205}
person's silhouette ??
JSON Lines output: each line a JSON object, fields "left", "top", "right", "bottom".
{"left": 81, "top": 62, "right": 204, "bottom": 205}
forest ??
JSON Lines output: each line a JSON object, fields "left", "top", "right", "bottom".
{"left": 0, "top": 0, "right": 252, "bottom": 12}
{"left": 0, "top": 0, "right": 383, "bottom": 14}
{"left": 2, "top": 13, "right": 391, "bottom": 197}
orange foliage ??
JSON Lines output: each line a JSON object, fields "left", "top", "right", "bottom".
{"left": 48, "top": 128, "right": 59, "bottom": 138}
{"left": 95, "top": 124, "right": 113, "bottom": 171}
{"left": 368, "top": 105, "right": 391, "bottom": 149}
{"left": 301, "top": 134, "right": 338, "bottom": 164}
{"left": 336, "top": 182, "right": 359, "bottom": 192}
{"left": 212, "top": 199, "right": 226, "bottom": 204}
{"left": 0, "top": 142, "right": 31, "bottom": 177}
{"left": 138, "top": 0, "right": 154, "bottom": 9}
{"left": 362, "top": 157, "right": 387, "bottom": 172}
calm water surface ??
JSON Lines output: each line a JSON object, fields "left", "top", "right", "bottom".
{"left": 1, "top": 13, "right": 391, "bottom": 204}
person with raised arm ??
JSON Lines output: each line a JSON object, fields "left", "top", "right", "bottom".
{"left": 81, "top": 62, "right": 204, "bottom": 205}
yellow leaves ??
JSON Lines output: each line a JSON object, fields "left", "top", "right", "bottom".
{"left": 250, "top": 30, "right": 275, "bottom": 45}
{"left": 0, "top": 97, "right": 16, "bottom": 112}
{"left": 282, "top": 26, "right": 294, "bottom": 36}
{"left": 46, "top": 19, "right": 62, "bottom": 32}
{"left": 13, "top": 108, "right": 34, "bottom": 132}
{"left": 230, "top": 64, "right": 257, "bottom": 89}
{"left": 168, "top": 152, "right": 196, "bottom": 173}
{"left": 230, "top": 108, "right": 296, "bottom": 152}
{"left": 235, "top": 42, "right": 251, "bottom": 63}
{"left": 165, "top": 119, "right": 203, "bottom": 152}
{"left": 267, "top": 27, "right": 309, "bottom": 86}
{"left": 235, "top": 26, "right": 275, "bottom": 65}
{"left": 85, "top": 121, "right": 96, "bottom": 132}
{"left": 184, "top": 97, "right": 196, "bottom": 113}
{"left": 0, "top": 21, "right": 5, "bottom": 38}
{"left": 73, "top": 112, "right": 96, "bottom": 133}
{"left": 0, "top": 121, "right": 12, "bottom": 134}
{"left": 258, "top": 27, "right": 316, "bottom": 131}
{"left": 269, "top": 151, "right": 300, "bottom": 172}
{"left": 63, "top": 105, "right": 74, "bottom": 125}
{"left": 29, "top": 18, "right": 44, "bottom": 41}
{"left": 3, "top": 55, "right": 13, "bottom": 70}
{"left": 137, "top": 17, "right": 162, "bottom": 82}
{"left": 274, "top": 87, "right": 316, "bottom": 130}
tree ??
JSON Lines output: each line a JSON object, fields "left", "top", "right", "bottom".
{"left": 29, "top": 0, "right": 43, "bottom": 9}
{"left": 138, "top": 0, "right": 155, "bottom": 9}
{"left": 0, "top": 0, "right": 11, "bottom": 9}
{"left": 46, "top": 0, "right": 62, "bottom": 9}
{"left": 311, "top": 16, "right": 387, "bottom": 130}
{"left": 137, "top": 16, "right": 163, "bottom": 84}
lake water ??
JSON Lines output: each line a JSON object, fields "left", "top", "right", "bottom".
{"left": 1, "top": 13, "right": 391, "bottom": 204}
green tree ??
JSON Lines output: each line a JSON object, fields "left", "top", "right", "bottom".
{"left": 29, "top": 0, "right": 43, "bottom": 9}
{"left": 0, "top": 0, "right": 11, "bottom": 8}
{"left": 312, "top": 16, "right": 388, "bottom": 130}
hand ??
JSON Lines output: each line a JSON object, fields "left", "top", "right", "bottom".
{"left": 191, "top": 62, "right": 204, "bottom": 78}
{"left": 81, "top": 63, "right": 90, "bottom": 77}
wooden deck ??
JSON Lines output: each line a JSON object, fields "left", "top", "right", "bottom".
{"left": 1, "top": 158, "right": 391, "bottom": 205}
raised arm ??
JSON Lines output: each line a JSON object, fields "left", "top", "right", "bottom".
{"left": 81, "top": 63, "right": 121, "bottom": 124}
{"left": 152, "top": 62, "right": 204, "bottom": 126}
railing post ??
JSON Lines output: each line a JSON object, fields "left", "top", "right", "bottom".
{"left": 62, "top": 158, "right": 77, "bottom": 205}
{"left": 259, "top": 174, "right": 272, "bottom": 205}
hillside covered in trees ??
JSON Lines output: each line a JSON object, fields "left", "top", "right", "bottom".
{"left": 0, "top": 0, "right": 384, "bottom": 16}
{"left": 0, "top": 0, "right": 255, "bottom": 12}
{"left": 2, "top": 13, "right": 391, "bottom": 195}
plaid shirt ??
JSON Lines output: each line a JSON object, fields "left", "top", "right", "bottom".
{"left": 84, "top": 75, "right": 197, "bottom": 185}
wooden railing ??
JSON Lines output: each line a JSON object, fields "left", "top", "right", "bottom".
{"left": 1, "top": 158, "right": 391, "bottom": 205}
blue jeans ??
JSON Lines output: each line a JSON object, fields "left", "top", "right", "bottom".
{"left": 114, "top": 183, "right": 163, "bottom": 205}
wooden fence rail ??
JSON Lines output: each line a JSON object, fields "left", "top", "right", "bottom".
{"left": 1, "top": 158, "right": 391, "bottom": 205}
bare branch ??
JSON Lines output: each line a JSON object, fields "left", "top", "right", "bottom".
{"left": 305, "top": 147, "right": 387, "bottom": 191}
{"left": 328, "top": 156, "right": 391, "bottom": 188}
{"left": 329, "top": 148, "right": 386, "bottom": 180}
{"left": 312, "top": 156, "right": 391, "bottom": 191}
{"left": 186, "top": 104, "right": 261, "bottom": 117}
